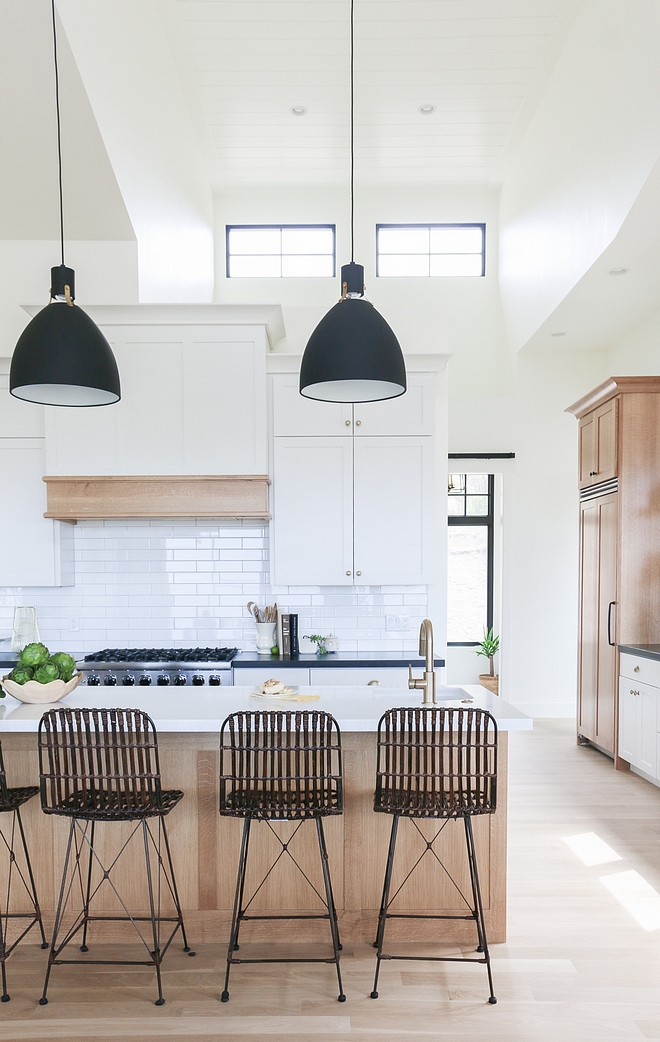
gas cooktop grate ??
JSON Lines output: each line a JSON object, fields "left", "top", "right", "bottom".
{"left": 83, "top": 648, "right": 239, "bottom": 664}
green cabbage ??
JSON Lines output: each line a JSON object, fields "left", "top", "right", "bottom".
{"left": 8, "top": 667, "right": 33, "bottom": 685}
{"left": 33, "top": 663, "right": 60, "bottom": 684}
{"left": 49, "top": 652, "right": 76, "bottom": 681}
{"left": 19, "top": 643, "right": 50, "bottom": 669}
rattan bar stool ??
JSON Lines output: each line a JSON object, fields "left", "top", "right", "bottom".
{"left": 0, "top": 741, "right": 48, "bottom": 1002}
{"left": 371, "top": 706, "right": 498, "bottom": 1004}
{"left": 37, "top": 707, "right": 194, "bottom": 1007}
{"left": 219, "top": 710, "right": 345, "bottom": 1003}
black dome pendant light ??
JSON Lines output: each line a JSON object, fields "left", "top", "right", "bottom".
{"left": 10, "top": 0, "right": 120, "bottom": 408}
{"left": 299, "top": 0, "right": 406, "bottom": 403}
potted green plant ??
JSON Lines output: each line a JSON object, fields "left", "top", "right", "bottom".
{"left": 476, "top": 628, "right": 499, "bottom": 695}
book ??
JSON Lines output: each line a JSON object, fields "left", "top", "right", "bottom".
{"left": 289, "top": 613, "right": 299, "bottom": 656}
{"left": 280, "top": 613, "right": 291, "bottom": 657}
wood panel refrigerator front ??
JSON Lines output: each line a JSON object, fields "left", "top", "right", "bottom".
{"left": 569, "top": 378, "right": 660, "bottom": 764}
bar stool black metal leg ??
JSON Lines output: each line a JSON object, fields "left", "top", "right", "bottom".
{"left": 371, "top": 814, "right": 399, "bottom": 999}
{"left": 79, "top": 820, "right": 95, "bottom": 953}
{"left": 315, "top": 817, "right": 345, "bottom": 1002}
{"left": 465, "top": 816, "right": 496, "bottom": 1004}
{"left": 462, "top": 816, "right": 486, "bottom": 954}
{"left": 142, "top": 819, "right": 165, "bottom": 1006}
{"left": 40, "top": 818, "right": 76, "bottom": 1005}
{"left": 15, "top": 807, "right": 48, "bottom": 949}
{"left": 230, "top": 816, "right": 251, "bottom": 956}
{"left": 160, "top": 817, "right": 195, "bottom": 956}
{"left": 0, "top": 905, "right": 8, "bottom": 1002}
{"left": 222, "top": 817, "right": 251, "bottom": 1003}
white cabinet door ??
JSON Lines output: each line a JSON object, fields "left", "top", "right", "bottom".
{"left": 0, "top": 439, "right": 73, "bottom": 586}
{"left": 353, "top": 437, "right": 434, "bottom": 585}
{"left": 114, "top": 334, "right": 185, "bottom": 474}
{"left": 639, "top": 683, "right": 657, "bottom": 775}
{"left": 618, "top": 679, "right": 638, "bottom": 764}
{"left": 0, "top": 371, "right": 45, "bottom": 438}
{"left": 354, "top": 373, "right": 435, "bottom": 436}
{"left": 183, "top": 334, "right": 268, "bottom": 474}
{"left": 272, "top": 374, "right": 352, "bottom": 436}
{"left": 272, "top": 437, "right": 354, "bottom": 585}
{"left": 619, "top": 676, "right": 658, "bottom": 773}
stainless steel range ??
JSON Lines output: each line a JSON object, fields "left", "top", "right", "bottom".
{"left": 77, "top": 648, "right": 239, "bottom": 688}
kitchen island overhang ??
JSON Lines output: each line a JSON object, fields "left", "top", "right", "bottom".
{"left": 0, "top": 686, "right": 530, "bottom": 945}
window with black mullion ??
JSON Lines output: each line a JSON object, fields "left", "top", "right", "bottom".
{"left": 447, "top": 474, "right": 494, "bottom": 646}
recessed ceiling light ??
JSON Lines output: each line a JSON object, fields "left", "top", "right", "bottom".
{"left": 291, "top": 106, "right": 307, "bottom": 116}
{"left": 608, "top": 267, "right": 629, "bottom": 275}
{"left": 419, "top": 104, "right": 436, "bottom": 115}
{"left": 551, "top": 332, "right": 566, "bottom": 337}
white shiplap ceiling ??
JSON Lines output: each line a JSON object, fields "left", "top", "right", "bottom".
{"left": 160, "top": 0, "right": 582, "bottom": 189}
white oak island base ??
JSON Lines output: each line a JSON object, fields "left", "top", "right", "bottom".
{"left": 0, "top": 729, "right": 508, "bottom": 946}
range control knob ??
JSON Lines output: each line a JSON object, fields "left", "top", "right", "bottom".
{"left": 192, "top": 674, "right": 205, "bottom": 686}
{"left": 157, "top": 674, "right": 170, "bottom": 686}
{"left": 208, "top": 674, "right": 222, "bottom": 686}
{"left": 87, "top": 674, "right": 100, "bottom": 687}
{"left": 122, "top": 674, "right": 136, "bottom": 686}
{"left": 139, "top": 674, "right": 152, "bottom": 686}
{"left": 104, "top": 674, "right": 117, "bottom": 686}
{"left": 173, "top": 673, "right": 187, "bottom": 686}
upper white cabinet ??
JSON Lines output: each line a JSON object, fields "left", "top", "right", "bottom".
{"left": 272, "top": 372, "right": 435, "bottom": 437}
{"left": 270, "top": 367, "right": 438, "bottom": 586}
{"left": 43, "top": 306, "right": 279, "bottom": 476}
{"left": 272, "top": 437, "right": 353, "bottom": 585}
{"left": 0, "top": 438, "right": 73, "bottom": 587}
{"left": 272, "top": 376, "right": 352, "bottom": 436}
{"left": 0, "top": 366, "right": 72, "bottom": 587}
{"left": 353, "top": 437, "right": 433, "bottom": 584}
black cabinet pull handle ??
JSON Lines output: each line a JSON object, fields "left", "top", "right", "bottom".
{"left": 607, "top": 601, "right": 616, "bottom": 647}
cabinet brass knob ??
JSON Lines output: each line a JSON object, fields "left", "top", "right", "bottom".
{"left": 367, "top": 680, "right": 381, "bottom": 686}
{"left": 356, "top": 420, "right": 361, "bottom": 426}
{"left": 634, "top": 666, "right": 640, "bottom": 672}
{"left": 356, "top": 570, "right": 361, "bottom": 576}
{"left": 346, "top": 570, "right": 351, "bottom": 576}
{"left": 345, "top": 420, "right": 351, "bottom": 426}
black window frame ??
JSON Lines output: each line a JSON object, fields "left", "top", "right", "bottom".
{"left": 375, "top": 222, "right": 486, "bottom": 278}
{"left": 225, "top": 224, "right": 336, "bottom": 278}
{"left": 447, "top": 472, "right": 494, "bottom": 647}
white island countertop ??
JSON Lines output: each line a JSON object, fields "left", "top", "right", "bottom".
{"left": 0, "top": 684, "right": 531, "bottom": 733}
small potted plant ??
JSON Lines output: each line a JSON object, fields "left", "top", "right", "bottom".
{"left": 476, "top": 628, "right": 499, "bottom": 695}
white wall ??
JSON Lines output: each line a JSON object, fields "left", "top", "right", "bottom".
{"left": 0, "top": 239, "right": 138, "bottom": 351}
{"left": 499, "top": 0, "right": 660, "bottom": 353}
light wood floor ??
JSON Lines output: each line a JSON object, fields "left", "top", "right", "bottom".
{"left": 2, "top": 719, "right": 660, "bottom": 1041}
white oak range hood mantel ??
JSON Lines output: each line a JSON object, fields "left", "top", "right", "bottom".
{"left": 43, "top": 475, "right": 271, "bottom": 521}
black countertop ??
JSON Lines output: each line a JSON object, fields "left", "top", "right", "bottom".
{"left": 619, "top": 644, "right": 660, "bottom": 662}
{"left": 233, "top": 651, "right": 445, "bottom": 669}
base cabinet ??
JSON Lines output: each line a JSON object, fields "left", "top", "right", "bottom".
{"left": 618, "top": 677, "right": 657, "bottom": 775}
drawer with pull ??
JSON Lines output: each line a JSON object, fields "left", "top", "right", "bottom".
{"left": 619, "top": 653, "right": 660, "bottom": 687}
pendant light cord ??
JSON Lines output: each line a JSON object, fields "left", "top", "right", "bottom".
{"left": 350, "top": 0, "right": 354, "bottom": 263}
{"left": 51, "top": 0, "right": 65, "bottom": 267}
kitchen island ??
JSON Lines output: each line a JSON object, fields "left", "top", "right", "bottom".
{"left": 0, "top": 685, "right": 530, "bottom": 944}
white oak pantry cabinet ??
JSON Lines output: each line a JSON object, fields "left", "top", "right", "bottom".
{"left": 567, "top": 376, "right": 660, "bottom": 766}
{"left": 270, "top": 364, "right": 442, "bottom": 586}
{"left": 0, "top": 364, "right": 73, "bottom": 586}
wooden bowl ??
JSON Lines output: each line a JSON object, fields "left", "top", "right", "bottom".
{"left": 0, "top": 671, "right": 83, "bottom": 704}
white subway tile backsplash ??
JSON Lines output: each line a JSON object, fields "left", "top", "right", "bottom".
{"left": 0, "top": 519, "right": 428, "bottom": 654}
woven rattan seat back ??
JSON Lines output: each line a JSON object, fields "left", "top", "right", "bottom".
{"left": 374, "top": 707, "right": 497, "bottom": 818}
{"left": 38, "top": 708, "right": 165, "bottom": 820}
{"left": 220, "top": 710, "right": 343, "bottom": 819}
